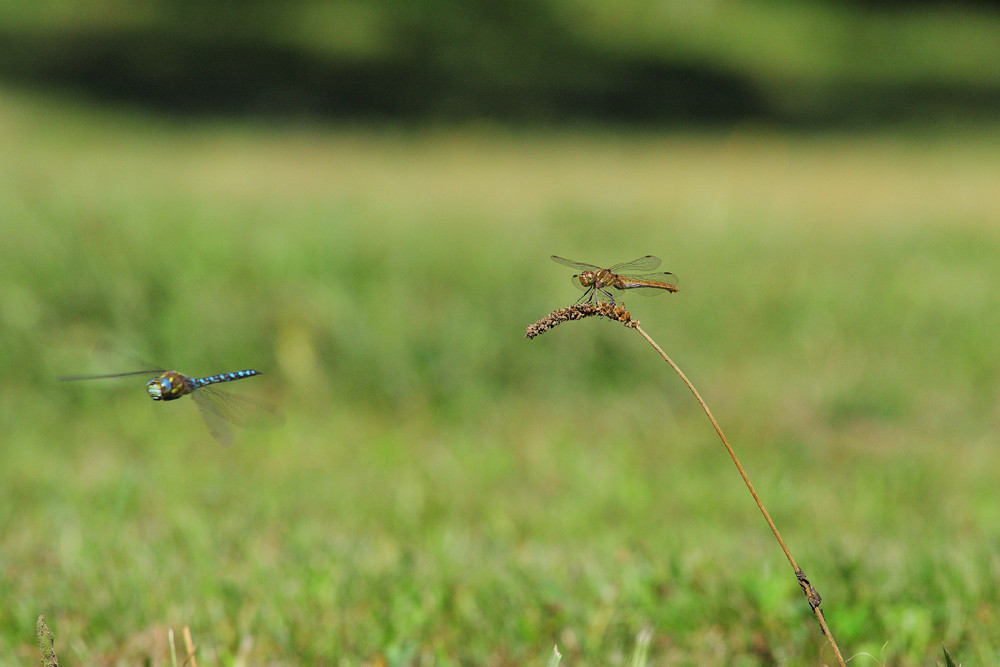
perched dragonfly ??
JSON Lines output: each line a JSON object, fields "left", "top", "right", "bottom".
{"left": 60, "top": 361, "right": 280, "bottom": 445}
{"left": 551, "top": 255, "right": 679, "bottom": 305}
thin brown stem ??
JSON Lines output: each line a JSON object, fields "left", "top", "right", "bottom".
{"left": 632, "top": 323, "right": 845, "bottom": 665}
{"left": 527, "top": 303, "right": 846, "bottom": 666}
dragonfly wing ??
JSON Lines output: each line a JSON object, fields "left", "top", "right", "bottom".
{"left": 610, "top": 255, "right": 662, "bottom": 273}
{"left": 192, "top": 391, "right": 235, "bottom": 446}
{"left": 61, "top": 342, "right": 168, "bottom": 381}
{"left": 59, "top": 369, "right": 167, "bottom": 382}
{"left": 551, "top": 255, "right": 602, "bottom": 272}
{"left": 628, "top": 285, "right": 670, "bottom": 297}
{"left": 95, "top": 343, "right": 169, "bottom": 373}
{"left": 194, "top": 386, "right": 283, "bottom": 430}
{"left": 625, "top": 271, "right": 679, "bottom": 286}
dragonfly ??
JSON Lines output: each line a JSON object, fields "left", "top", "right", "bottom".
{"left": 60, "top": 360, "right": 281, "bottom": 446}
{"left": 550, "top": 255, "right": 679, "bottom": 305}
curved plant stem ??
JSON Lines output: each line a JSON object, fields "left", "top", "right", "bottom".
{"left": 632, "top": 323, "right": 845, "bottom": 667}
{"left": 527, "top": 302, "right": 847, "bottom": 666}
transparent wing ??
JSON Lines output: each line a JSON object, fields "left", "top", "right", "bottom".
{"left": 95, "top": 343, "right": 167, "bottom": 372}
{"left": 619, "top": 271, "right": 679, "bottom": 285}
{"left": 626, "top": 285, "right": 672, "bottom": 297}
{"left": 551, "top": 255, "right": 602, "bottom": 272}
{"left": 60, "top": 342, "right": 168, "bottom": 382}
{"left": 609, "top": 255, "right": 662, "bottom": 273}
{"left": 59, "top": 369, "right": 167, "bottom": 382}
{"left": 192, "top": 391, "right": 235, "bottom": 446}
{"left": 192, "top": 386, "right": 283, "bottom": 445}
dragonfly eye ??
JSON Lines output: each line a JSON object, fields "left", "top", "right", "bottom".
{"left": 578, "top": 271, "right": 595, "bottom": 286}
{"left": 146, "top": 379, "right": 165, "bottom": 399}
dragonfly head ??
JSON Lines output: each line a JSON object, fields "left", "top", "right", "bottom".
{"left": 577, "top": 270, "right": 596, "bottom": 287}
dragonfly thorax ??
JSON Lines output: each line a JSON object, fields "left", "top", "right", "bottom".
{"left": 594, "top": 269, "right": 618, "bottom": 288}
{"left": 578, "top": 269, "right": 617, "bottom": 288}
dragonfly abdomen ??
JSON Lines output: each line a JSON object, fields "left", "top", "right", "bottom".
{"left": 193, "top": 369, "right": 262, "bottom": 388}
{"left": 615, "top": 277, "right": 680, "bottom": 293}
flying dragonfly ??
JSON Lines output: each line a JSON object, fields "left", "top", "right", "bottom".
{"left": 61, "top": 361, "right": 281, "bottom": 446}
{"left": 551, "top": 255, "right": 679, "bottom": 305}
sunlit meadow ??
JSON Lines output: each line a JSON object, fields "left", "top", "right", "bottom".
{"left": 2, "top": 87, "right": 1000, "bottom": 664}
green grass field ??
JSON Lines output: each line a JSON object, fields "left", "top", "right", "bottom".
{"left": 2, "top": 87, "right": 1000, "bottom": 665}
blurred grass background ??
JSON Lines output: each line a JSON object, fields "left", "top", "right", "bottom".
{"left": 2, "top": 1, "right": 1000, "bottom": 665}
{"left": 2, "top": 0, "right": 1000, "bottom": 123}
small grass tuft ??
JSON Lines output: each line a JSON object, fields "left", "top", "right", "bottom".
{"left": 627, "top": 627, "right": 653, "bottom": 667}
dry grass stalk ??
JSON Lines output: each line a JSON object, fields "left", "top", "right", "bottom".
{"left": 183, "top": 626, "right": 200, "bottom": 667}
{"left": 525, "top": 302, "right": 639, "bottom": 338}
{"left": 527, "top": 301, "right": 847, "bottom": 667}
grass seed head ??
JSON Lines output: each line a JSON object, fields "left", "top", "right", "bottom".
{"left": 526, "top": 302, "right": 639, "bottom": 338}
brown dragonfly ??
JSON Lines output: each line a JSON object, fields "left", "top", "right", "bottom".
{"left": 551, "top": 255, "right": 679, "bottom": 304}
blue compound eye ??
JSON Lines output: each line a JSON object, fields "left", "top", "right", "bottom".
{"left": 146, "top": 378, "right": 165, "bottom": 398}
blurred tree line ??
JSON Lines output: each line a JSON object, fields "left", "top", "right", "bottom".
{"left": 1, "top": 0, "right": 999, "bottom": 125}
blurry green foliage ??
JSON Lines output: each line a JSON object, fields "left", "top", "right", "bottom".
{"left": 1, "top": 0, "right": 999, "bottom": 123}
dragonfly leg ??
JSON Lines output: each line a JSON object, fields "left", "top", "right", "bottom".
{"left": 598, "top": 288, "right": 616, "bottom": 305}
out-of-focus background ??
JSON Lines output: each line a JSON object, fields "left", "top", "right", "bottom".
{"left": 2, "top": 1, "right": 1000, "bottom": 664}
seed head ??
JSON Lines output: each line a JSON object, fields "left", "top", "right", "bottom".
{"left": 526, "top": 301, "right": 639, "bottom": 339}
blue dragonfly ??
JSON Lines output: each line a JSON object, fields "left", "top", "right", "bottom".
{"left": 61, "top": 357, "right": 281, "bottom": 445}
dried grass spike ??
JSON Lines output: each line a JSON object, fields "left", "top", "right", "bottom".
{"left": 526, "top": 302, "right": 639, "bottom": 338}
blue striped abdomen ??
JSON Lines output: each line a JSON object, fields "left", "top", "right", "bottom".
{"left": 193, "top": 369, "right": 261, "bottom": 388}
